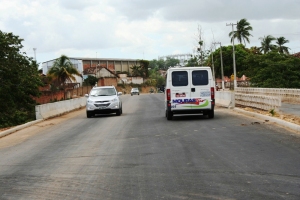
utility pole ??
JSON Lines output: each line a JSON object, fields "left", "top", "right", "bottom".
{"left": 213, "top": 42, "right": 224, "bottom": 90}
{"left": 210, "top": 46, "right": 215, "bottom": 81}
{"left": 226, "top": 22, "right": 237, "bottom": 89}
{"left": 33, "top": 48, "right": 37, "bottom": 61}
{"left": 96, "top": 52, "right": 98, "bottom": 79}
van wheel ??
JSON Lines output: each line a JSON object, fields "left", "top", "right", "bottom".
{"left": 166, "top": 111, "right": 173, "bottom": 120}
{"left": 208, "top": 110, "right": 214, "bottom": 119}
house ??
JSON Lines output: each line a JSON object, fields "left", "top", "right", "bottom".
{"left": 42, "top": 57, "right": 142, "bottom": 86}
{"left": 83, "top": 66, "right": 121, "bottom": 87}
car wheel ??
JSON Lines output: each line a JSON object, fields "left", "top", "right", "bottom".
{"left": 131, "top": 94, "right": 133, "bottom": 96}
{"left": 86, "top": 111, "right": 93, "bottom": 118}
{"left": 208, "top": 110, "right": 214, "bottom": 119}
{"left": 166, "top": 111, "right": 173, "bottom": 120}
{"left": 116, "top": 109, "right": 121, "bottom": 116}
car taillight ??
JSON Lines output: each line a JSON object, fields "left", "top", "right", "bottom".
{"left": 166, "top": 89, "right": 171, "bottom": 101}
{"left": 211, "top": 87, "right": 215, "bottom": 99}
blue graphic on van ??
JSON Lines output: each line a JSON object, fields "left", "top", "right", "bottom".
{"left": 172, "top": 98, "right": 205, "bottom": 105}
{"left": 200, "top": 91, "right": 211, "bottom": 97}
{"left": 172, "top": 98, "right": 209, "bottom": 108}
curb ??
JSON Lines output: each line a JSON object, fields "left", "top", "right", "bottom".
{"left": 0, "top": 119, "right": 44, "bottom": 138}
{"left": 233, "top": 108, "right": 300, "bottom": 134}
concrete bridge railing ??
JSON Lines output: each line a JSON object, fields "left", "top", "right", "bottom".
{"left": 35, "top": 97, "right": 86, "bottom": 120}
{"left": 216, "top": 87, "right": 300, "bottom": 111}
{"left": 235, "top": 88, "right": 300, "bottom": 103}
{"left": 235, "top": 93, "right": 281, "bottom": 111}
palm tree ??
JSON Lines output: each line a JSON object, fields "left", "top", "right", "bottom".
{"left": 47, "top": 55, "right": 81, "bottom": 97}
{"left": 259, "top": 35, "right": 276, "bottom": 54}
{"left": 276, "top": 36, "right": 290, "bottom": 54}
{"left": 229, "top": 18, "right": 253, "bottom": 45}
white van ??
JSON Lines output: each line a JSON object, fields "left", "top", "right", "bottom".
{"left": 164, "top": 66, "right": 215, "bottom": 120}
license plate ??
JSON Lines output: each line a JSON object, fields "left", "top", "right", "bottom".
{"left": 98, "top": 106, "right": 105, "bottom": 109}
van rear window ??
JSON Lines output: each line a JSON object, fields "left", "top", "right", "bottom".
{"left": 172, "top": 71, "right": 188, "bottom": 86}
{"left": 192, "top": 70, "right": 208, "bottom": 85}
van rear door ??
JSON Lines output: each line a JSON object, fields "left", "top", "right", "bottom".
{"left": 189, "top": 69, "right": 212, "bottom": 109}
{"left": 170, "top": 70, "right": 192, "bottom": 111}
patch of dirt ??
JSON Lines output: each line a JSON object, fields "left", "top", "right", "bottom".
{"left": 238, "top": 106, "right": 300, "bottom": 126}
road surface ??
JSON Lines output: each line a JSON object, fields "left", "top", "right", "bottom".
{"left": 0, "top": 94, "right": 300, "bottom": 199}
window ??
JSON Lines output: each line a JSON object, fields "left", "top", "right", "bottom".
{"left": 192, "top": 70, "right": 208, "bottom": 85}
{"left": 90, "top": 88, "right": 116, "bottom": 96}
{"left": 172, "top": 71, "right": 188, "bottom": 86}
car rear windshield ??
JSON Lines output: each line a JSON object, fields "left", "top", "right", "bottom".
{"left": 192, "top": 70, "right": 208, "bottom": 85}
{"left": 172, "top": 71, "right": 188, "bottom": 86}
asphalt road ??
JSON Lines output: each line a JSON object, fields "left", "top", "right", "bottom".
{"left": 0, "top": 94, "right": 300, "bottom": 200}
{"left": 280, "top": 103, "right": 300, "bottom": 116}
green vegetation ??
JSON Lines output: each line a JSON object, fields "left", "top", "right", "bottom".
{"left": 46, "top": 55, "right": 82, "bottom": 100}
{"left": 0, "top": 30, "right": 43, "bottom": 128}
{"left": 130, "top": 59, "right": 150, "bottom": 79}
{"left": 84, "top": 75, "right": 98, "bottom": 86}
{"left": 229, "top": 18, "right": 253, "bottom": 45}
{"left": 269, "top": 109, "right": 276, "bottom": 116}
{"left": 47, "top": 55, "right": 81, "bottom": 92}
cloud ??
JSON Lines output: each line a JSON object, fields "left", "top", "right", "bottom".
{"left": 0, "top": 0, "right": 299, "bottom": 64}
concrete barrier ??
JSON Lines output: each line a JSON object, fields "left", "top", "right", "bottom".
{"left": 235, "top": 93, "right": 281, "bottom": 111}
{"left": 215, "top": 91, "right": 235, "bottom": 108}
{"left": 235, "top": 88, "right": 300, "bottom": 103}
{"left": 35, "top": 97, "right": 86, "bottom": 120}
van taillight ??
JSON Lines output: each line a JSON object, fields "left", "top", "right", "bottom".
{"left": 167, "top": 89, "right": 171, "bottom": 101}
{"left": 211, "top": 87, "right": 215, "bottom": 99}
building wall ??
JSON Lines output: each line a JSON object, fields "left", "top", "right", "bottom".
{"left": 98, "top": 77, "right": 118, "bottom": 87}
{"left": 115, "top": 61, "right": 122, "bottom": 73}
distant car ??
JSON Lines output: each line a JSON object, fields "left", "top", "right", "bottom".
{"left": 85, "top": 86, "right": 122, "bottom": 118}
{"left": 131, "top": 88, "right": 140, "bottom": 96}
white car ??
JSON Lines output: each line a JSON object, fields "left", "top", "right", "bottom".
{"left": 85, "top": 86, "right": 122, "bottom": 118}
{"left": 131, "top": 88, "right": 140, "bottom": 96}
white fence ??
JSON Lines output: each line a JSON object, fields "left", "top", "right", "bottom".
{"left": 235, "top": 88, "right": 300, "bottom": 103}
{"left": 235, "top": 93, "right": 281, "bottom": 111}
{"left": 216, "top": 87, "right": 300, "bottom": 111}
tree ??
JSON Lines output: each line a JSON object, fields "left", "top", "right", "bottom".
{"left": 165, "top": 57, "right": 180, "bottom": 68}
{"left": 47, "top": 55, "right": 81, "bottom": 94}
{"left": 276, "top": 36, "right": 290, "bottom": 54}
{"left": 229, "top": 18, "right": 253, "bottom": 45}
{"left": 0, "top": 30, "right": 43, "bottom": 128}
{"left": 245, "top": 52, "right": 300, "bottom": 88}
{"left": 84, "top": 75, "right": 98, "bottom": 86}
{"left": 207, "top": 44, "right": 249, "bottom": 78}
{"left": 130, "top": 60, "right": 149, "bottom": 81}
{"left": 149, "top": 59, "right": 166, "bottom": 70}
{"left": 185, "top": 56, "right": 198, "bottom": 67}
{"left": 259, "top": 35, "right": 276, "bottom": 54}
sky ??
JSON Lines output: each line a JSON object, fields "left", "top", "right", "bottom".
{"left": 1, "top": 0, "right": 300, "bottom": 68}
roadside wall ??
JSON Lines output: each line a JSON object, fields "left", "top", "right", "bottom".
{"left": 35, "top": 97, "right": 86, "bottom": 120}
{"left": 236, "top": 88, "right": 300, "bottom": 103}
{"left": 215, "top": 91, "right": 235, "bottom": 108}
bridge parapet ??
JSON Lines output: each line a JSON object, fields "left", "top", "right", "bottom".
{"left": 235, "top": 88, "right": 300, "bottom": 103}
{"left": 235, "top": 93, "right": 281, "bottom": 111}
